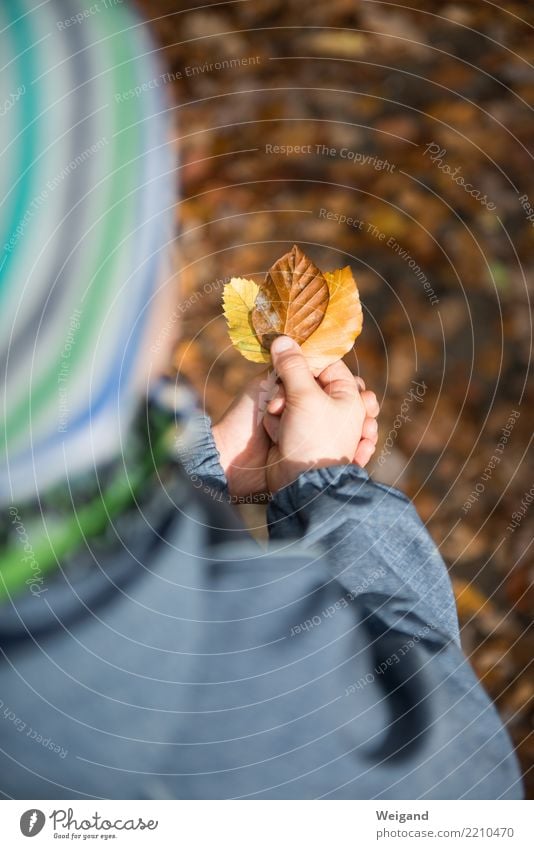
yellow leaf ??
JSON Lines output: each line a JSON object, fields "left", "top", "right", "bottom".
{"left": 301, "top": 266, "right": 363, "bottom": 373}
{"left": 222, "top": 277, "right": 270, "bottom": 363}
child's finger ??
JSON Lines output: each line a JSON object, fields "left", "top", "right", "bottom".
{"left": 267, "top": 384, "right": 286, "bottom": 415}
{"left": 315, "top": 361, "right": 363, "bottom": 402}
{"left": 270, "top": 336, "right": 316, "bottom": 399}
{"left": 263, "top": 411, "right": 281, "bottom": 444}
{"left": 361, "top": 390, "right": 380, "bottom": 418}
{"left": 316, "top": 359, "right": 355, "bottom": 389}
{"left": 361, "top": 416, "right": 378, "bottom": 442}
{"left": 317, "top": 365, "right": 366, "bottom": 395}
{"left": 353, "top": 438, "right": 376, "bottom": 468}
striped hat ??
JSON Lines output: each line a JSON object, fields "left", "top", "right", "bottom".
{"left": 0, "top": 0, "right": 175, "bottom": 505}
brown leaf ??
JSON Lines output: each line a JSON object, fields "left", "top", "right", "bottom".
{"left": 251, "top": 245, "right": 329, "bottom": 348}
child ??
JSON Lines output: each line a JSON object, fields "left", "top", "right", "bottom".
{"left": 0, "top": 0, "right": 521, "bottom": 800}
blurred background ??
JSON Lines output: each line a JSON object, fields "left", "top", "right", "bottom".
{"left": 137, "top": 0, "right": 533, "bottom": 795}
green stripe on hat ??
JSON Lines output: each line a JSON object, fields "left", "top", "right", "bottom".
{"left": 4, "top": 1, "right": 142, "bottom": 444}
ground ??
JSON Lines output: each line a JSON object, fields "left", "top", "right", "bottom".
{"left": 139, "top": 0, "right": 534, "bottom": 796}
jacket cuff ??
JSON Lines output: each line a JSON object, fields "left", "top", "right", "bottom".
{"left": 267, "top": 464, "right": 460, "bottom": 645}
{"left": 268, "top": 464, "right": 409, "bottom": 537}
{"left": 174, "top": 413, "right": 229, "bottom": 498}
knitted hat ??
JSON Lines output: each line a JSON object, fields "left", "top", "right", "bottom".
{"left": 0, "top": 0, "right": 175, "bottom": 504}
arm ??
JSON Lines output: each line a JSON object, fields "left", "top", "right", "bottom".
{"left": 267, "top": 464, "right": 460, "bottom": 645}
{"left": 179, "top": 336, "right": 458, "bottom": 642}
{"left": 262, "top": 335, "right": 459, "bottom": 645}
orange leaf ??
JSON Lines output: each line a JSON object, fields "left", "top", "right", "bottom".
{"left": 301, "top": 266, "right": 363, "bottom": 374}
{"left": 251, "top": 245, "right": 329, "bottom": 348}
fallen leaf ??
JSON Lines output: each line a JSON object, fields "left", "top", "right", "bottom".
{"left": 299, "top": 31, "right": 367, "bottom": 58}
{"left": 301, "top": 266, "right": 363, "bottom": 372}
{"left": 222, "top": 277, "right": 270, "bottom": 363}
{"left": 223, "top": 247, "right": 363, "bottom": 373}
{"left": 251, "top": 245, "right": 329, "bottom": 348}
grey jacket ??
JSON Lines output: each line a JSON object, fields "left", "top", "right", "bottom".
{"left": 0, "top": 416, "right": 522, "bottom": 799}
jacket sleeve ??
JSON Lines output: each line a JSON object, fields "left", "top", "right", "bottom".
{"left": 174, "top": 413, "right": 229, "bottom": 498}
{"left": 267, "top": 464, "right": 461, "bottom": 645}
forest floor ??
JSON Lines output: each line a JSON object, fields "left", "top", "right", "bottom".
{"left": 140, "top": 0, "right": 534, "bottom": 796}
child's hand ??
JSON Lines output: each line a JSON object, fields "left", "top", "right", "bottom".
{"left": 213, "top": 338, "right": 379, "bottom": 498}
{"left": 263, "top": 336, "right": 379, "bottom": 493}
{"left": 212, "top": 373, "right": 273, "bottom": 498}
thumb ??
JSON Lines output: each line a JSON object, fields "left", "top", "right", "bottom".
{"left": 270, "top": 336, "right": 316, "bottom": 399}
